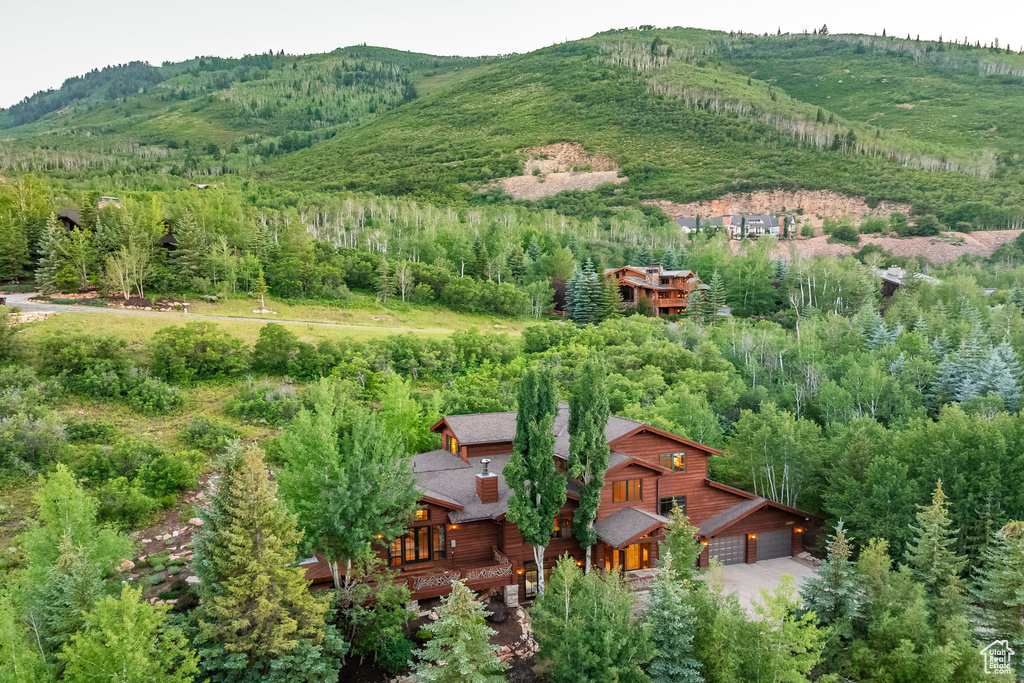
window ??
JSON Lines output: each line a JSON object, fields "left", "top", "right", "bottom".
{"left": 605, "top": 542, "right": 651, "bottom": 571}
{"left": 388, "top": 525, "right": 446, "bottom": 566}
{"left": 414, "top": 508, "right": 430, "bottom": 521}
{"left": 613, "top": 479, "right": 642, "bottom": 502}
{"left": 445, "top": 434, "right": 459, "bottom": 455}
{"left": 553, "top": 514, "right": 573, "bottom": 539}
{"left": 659, "top": 495, "right": 687, "bottom": 516}
{"left": 524, "top": 562, "right": 553, "bottom": 599}
{"left": 659, "top": 452, "right": 686, "bottom": 472}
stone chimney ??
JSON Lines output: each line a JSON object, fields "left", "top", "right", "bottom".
{"left": 645, "top": 263, "right": 663, "bottom": 286}
{"left": 476, "top": 459, "right": 499, "bottom": 504}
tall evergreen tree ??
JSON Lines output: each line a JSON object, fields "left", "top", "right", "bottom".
{"left": 35, "top": 212, "right": 66, "bottom": 293}
{"left": 800, "top": 521, "right": 860, "bottom": 636}
{"left": 504, "top": 365, "right": 565, "bottom": 597}
{"left": 171, "top": 210, "right": 207, "bottom": 282}
{"left": 193, "top": 443, "right": 346, "bottom": 683}
{"left": 526, "top": 234, "right": 542, "bottom": 262}
{"left": 972, "top": 521, "right": 1024, "bottom": 678}
{"left": 660, "top": 506, "right": 702, "bottom": 581}
{"left": 507, "top": 244, "right": 525, "bottom": 283}
{"left": 908, "top": 482, "right": 968, "bottom": 617}
{"left": 980, "top": 341, "right": 1022, "bottom": 409}
{"left": 568, "top": 358, "right": 610, "bottom": 572}
{"left": 377, "top": 257, "right": 395, "bottom": 303}
{"left": 707, "top": 271, "right": 727, "bottom": 325}
{"left": 645, "top": 552, "right": 703, "bottom": 683}
{"left": 415, "top": 580, "right": 507, "bottom": 683}
{"left": 0, "top": 211, "right": 31, "bottom": 283}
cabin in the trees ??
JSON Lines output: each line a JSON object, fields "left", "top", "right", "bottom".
{"left": 304, "top": 405, "right": 818, "bottom": 603}
{"left": 877, "top": 265, "right": 940, "bottom": 297}
{"left": 604, "top": 265, "right": 706, "bottom": 316}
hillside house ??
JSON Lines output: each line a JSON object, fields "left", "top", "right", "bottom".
{"left": 604, "top": 264, "right": 706, "bottom": 316}
{"left": 676, "top": 214, "right": 782, "bottom": 239}
{"left": 303, "top": 405, "right": 817, "bottom": 603}
{"left": 877, "top": 265, "right": 940, "bottom": 297}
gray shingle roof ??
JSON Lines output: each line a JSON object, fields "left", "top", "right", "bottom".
{"left": 553, "top": 417, "right": 641, "bottom": 458}
{"left": 697, "top": 497, "right": 766, "bottom": 536}
{"left": 442, "top": 402, "right": 570, "bottom": 445}
{"left": 593, "top": 507, "right": 668, "bottom": 548}
{"left": 411, "top": 450, "right": 514, "bottom": 523}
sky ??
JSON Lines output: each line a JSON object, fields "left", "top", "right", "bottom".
{"left": 3, "top": 0, "right": 1021, "bottom": 108}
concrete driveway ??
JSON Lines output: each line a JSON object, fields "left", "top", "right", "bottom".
{"left": 718, "top": 557, "right": 818, "bottom": 612}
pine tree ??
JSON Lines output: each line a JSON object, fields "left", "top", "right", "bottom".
{"left": 909, "top": 482, "right": 968, "bottom": 616}
{"left": 568, "top": 358, "right": 610, "bottom": 572}
{"left": 635, "top": 243, "right": 652, "bottom": 267}
{"left": 707, "top": 271, "right": 727, "bottom": 325}
{"left": 415, "top": 580, "right": 507, "bottom": 683}
{"left": 526, "top": 234, "right": 542, "bottom": 262}
{"left": 171, "top": 210, "right": 207, "bottom": 282}
{"left": 35, "top": 212, "right": 66, "bottom": 294}
{"left": 972, "top": 521, "right": 1024, "bottom": 678}
{"left": 504, "top": 366, "right": 565, "bottom": 597}
{"left": 507, "top": 244, "right": 525, "bottom": 283}
{"left": 193, "top": 443, "right": 346, "bottom": 682}
{"left": 980, "top": 341, "right": 1022, "bottom": 409}
{"left": 799, "top": 521, "right": 860, "bottom": 636}
{"left": 58, "top": 584, "right": 199, "bottom": 683}
{"left": 253, "top": 266, "right": 268, "bottom": 310}
{"left": 377, "top": 257, "right": 395, "bottom": 303}
{"left": 0, "top": 212, "right": 31, "bottom": 283}
{"left": 646, "top": 552, "right": 703, "bottom": 683}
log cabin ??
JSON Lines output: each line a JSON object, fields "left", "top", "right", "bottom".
{"left": 604, "top": 264, "right": 707, "bottom": 317}
{"left": 304, "top": 404, "right": 817, "bottom": 603}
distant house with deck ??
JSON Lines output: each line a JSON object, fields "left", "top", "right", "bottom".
{"left": 303, "top": 404, "right": 818, "bottom": 603}
{"left": 604, "top": 264, "right": 706, "bottom": 316}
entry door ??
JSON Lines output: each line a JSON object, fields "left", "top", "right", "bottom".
{"left": 708, "top": 535, "right": 745, "bottom": 566}
{"left": 756, "top": 529, "right": 792, "bottom": 561}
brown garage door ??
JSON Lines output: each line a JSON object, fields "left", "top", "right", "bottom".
{"left": 756, "top": 529, "right": 792, "bottom": 561}
{"left": 708, "top": 535, "right": 745, "bottom": 565}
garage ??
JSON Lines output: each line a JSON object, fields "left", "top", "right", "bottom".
{"left": 708, "top": 535, "right": 745, "bottom": 565}
{"left": 756, "top": 529, "right": 792, "bottom": 561}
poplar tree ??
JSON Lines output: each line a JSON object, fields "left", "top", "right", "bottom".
{"left": 568, "top": 358, "right": 610, "bottom": 572}
{"left": 415, "top": 580, "right": 507, "bottom": 683}
{"left": 908, "top": 482, "right": 968, "bottom": 616}
{"left": 505, "top": 365, "right": 565, "bottom": 597}
{"left": 645, "top": 552, "right": 703, "bottom": 683}
{"left": 192, "top": 443, "right": 346, "bottom": 683}
{"left": 277, "top": 381, "right": 418, "bottom": 589}
{"left": 34, "top": 213, "right": 66, "bottom": 293}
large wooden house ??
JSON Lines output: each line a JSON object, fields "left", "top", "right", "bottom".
{"left": 304, "top": 405, "right": 817, "bottom": 603}
{"left": 604, "top": 265, "right": 706, "bottom": 316}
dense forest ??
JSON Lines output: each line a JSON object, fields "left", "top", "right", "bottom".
{"left": 2, "top": 22, "right": 1024, "bottom": 683}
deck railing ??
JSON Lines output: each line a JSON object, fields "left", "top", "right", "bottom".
{"left": 408, "top": 561, "right": 515, "bottom": 596}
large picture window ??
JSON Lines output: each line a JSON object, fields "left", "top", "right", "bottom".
{"left": 445, "top": 434, "right": 459, "bottom": 455}
{"left": 388, "top": 525, "right": 446, "bottom": 566}
{"left": 613, "top": 479, "right": 642, "bottom": 502}
{"left": 659, "top": 452, "right": 686, "bottom": 472}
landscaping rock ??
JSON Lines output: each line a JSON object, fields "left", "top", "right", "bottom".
{"left": 188, "top": 517, "right": 203, "bottom": 526}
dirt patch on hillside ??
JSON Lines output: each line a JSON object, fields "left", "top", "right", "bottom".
{"left": 496, "top": 142, "right": 626, "bottom": 200}
{"left": 777, "top": 230, "right": 1022, "bottom": 264}
{"left": 648, "top": 189, "right": 913, "bottom": 229}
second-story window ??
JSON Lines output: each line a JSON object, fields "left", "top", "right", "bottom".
{"left": 659, "top": 452, "right": 686, "bottom": 472}
{"left": 414, "top": 508, "right": 430, "bottom": 521}
{"left": 446, "top": 434, "right": 459, "bottom": 455}
{"left": 613, "top": 479, "right": 642, "bottom": 502}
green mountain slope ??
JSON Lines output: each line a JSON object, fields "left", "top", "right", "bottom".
{"left": 0, "top": 47, "right": 490, "bottom": 178}
{"left": 3, "top": 28, "right": 1023, "bottom": 227}
{"left": 265, "top": 29, "right": 1024, "bottom": 226}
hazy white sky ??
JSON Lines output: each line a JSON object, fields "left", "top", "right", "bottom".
{"left": 3, "top": 0, "right": 1021, "bottom": 108}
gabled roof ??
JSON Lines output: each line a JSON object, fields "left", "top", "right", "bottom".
{"left": 594, "top": 507, "right": 669, "bottom": 548}
{"left": 609, "top": 424, "right": 724, "bottom": 457}
{"left": 412, "top": 450, "right": 511, "bottom": 523}
{"left": 697, "top": 479, "right": 817, "bottom": 537}
{"left": 431, "top": 402, "right": 571, "bottom": 445}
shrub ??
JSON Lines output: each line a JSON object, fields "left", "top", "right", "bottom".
{"left": 859, "top": 216, "right": 888, "bottom": 234}
{"left": 39, "top": 334, "right": 133, "bottom": 398}
{"left": 251, "top": 323, "right": 299, "bottom": 375}
{"left": 800, "top": 224, "right": 815, "bottom": 238}
{"left": 830, "top": 223, "right": 860, "bottom": 244}
{"left": 0, "top": 314, "right": 19, "bottom": 364}
{"left": 149, "top": 322, "right": 248, "bottom": 384}
{"left": 227, "top": 381, "right": 300, "bottom": 425}
{"left": 0, "top": 414, "right": 67, "bottom": 474}
{"left": 95, "top": 477, "right": 160, "bottom": 530}
{"left": 127, "top": 376, "right": 185, "bottom": 415}
{"left": 184, "top": 415, "right": 237, "bottom": 452}
{"left": 378, "top": 636, "right": 416, "bottom": 675}
{"left": 64, "top": 418, "right": 118, "bottom": 443}
{"left": 136, "top": 451, "right": 200, "bottom": 499}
